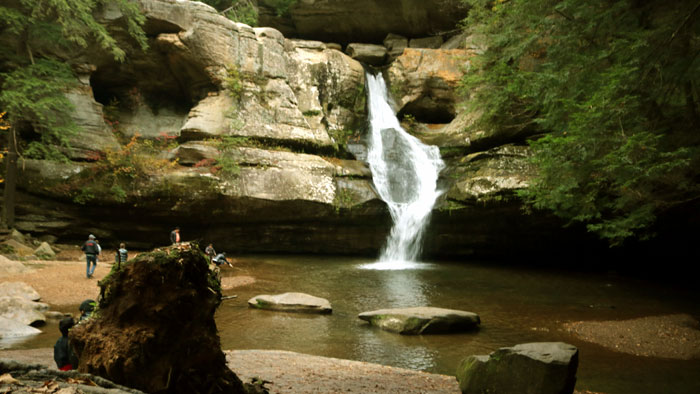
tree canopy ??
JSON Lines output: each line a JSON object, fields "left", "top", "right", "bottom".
{"left": 0, "top": 0, "right": 147, "bottom": 157}
{"left": 460, "top": 0, "right": 700, "bottom": 245}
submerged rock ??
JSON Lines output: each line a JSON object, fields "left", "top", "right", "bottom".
{"left": 69, "top": 243, "right": 245, "bottom": 394}
{"left": 248, "top": 292, "right": 332, "bottom": 314}
{"left": 358, "top": 307, "right": 480, "bottom": 335}
{"left": 456, "top": 342, "right": 578, "bottom": 394}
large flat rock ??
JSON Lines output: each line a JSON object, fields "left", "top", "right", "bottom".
{"left": 456, "top": 342, "right": 579, "bottom": 394}
{"left": 358, "top": 307, "right": 480, "bottom": 335}
{"left": 248, "top": 292, "right": 332, "bottom": 314}
{"left": 0, "top": 282, "right": 41, "bottom": 302}
{"left": 0, "top": 316, "right": 42, "bottom": 339}
{"left": 0, "top": 296, "right": 49, "bottom": 326}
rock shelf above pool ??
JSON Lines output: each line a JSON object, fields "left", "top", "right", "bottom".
{"left": 248, "top": 292, "right": 332, "bottom": 314}
{"left": 358, "top": 307, "right": 480, "bottom": 335}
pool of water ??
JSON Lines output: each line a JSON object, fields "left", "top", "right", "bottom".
{"left": 7, "top": 254, "right": 700, "bottom": 394}
{"left": 216, "top": 255, "right": 700, "bottom": 394}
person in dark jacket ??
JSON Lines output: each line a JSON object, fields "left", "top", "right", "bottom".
{"left": 53, "top": 316, "right": 78, "bottom": 371}
{"left": 81, "top": 234, "right": 100, "bottom": 278}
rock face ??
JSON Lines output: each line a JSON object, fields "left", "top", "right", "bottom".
{"left": 2, "top": 0, "right": 610, "bottom": 259}
{"left": 456, "top": 342, "right": 579, "bottom": 394}
{"left": 358, "top": 307, "right": 480, "bottom": 335}
{"left": 258, "top": 0, "right": 469, "bottom": 45}
{"left": 345, "top": 43, "right": 387, "bottom": 66}
{"left": 387, "top": 48, "right": 471, "bottom": 123}
{"left": 248, "top": 292, "right": 332, "bottom": 314}
{"left": 0, "top": 282, "right": 41, "bottom": 301}
{"left": 69, "top": 244, "right": 245, "bottom": 394}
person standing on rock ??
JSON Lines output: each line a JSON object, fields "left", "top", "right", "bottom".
{"left": 170, "top": 227, "right": 181, "bottom": 245}
{"left": 81, "top": 234, "right": 100, "bottom": 278}
{"left": 53, "top": 316, "right": 78, "bottom": 371}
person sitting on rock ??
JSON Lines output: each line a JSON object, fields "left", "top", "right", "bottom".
{"left": 212, "top": 252, "right": 233, "bottom": 268}
{"left": 53, "top": 316, "right": 79, "bottom": 371}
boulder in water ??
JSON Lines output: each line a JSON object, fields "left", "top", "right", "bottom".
{"left": 456, "top": 342, "right": 579, "bottom": 394}
{"left": 248, "top": 292, "right": 332, "bottom": 314}
{"left": 358, "top": 307, "right": 480, "bottom": 334}
{"left": 69, "top": 243, "right": 245, "bottom": 394}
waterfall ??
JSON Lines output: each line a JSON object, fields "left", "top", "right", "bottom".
{"left": 364, "top": 71, "right": 445, "bottom": 267}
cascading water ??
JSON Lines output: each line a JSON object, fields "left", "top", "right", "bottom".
{"left": 363, "top": 71, "right": 445, "bottom": 269}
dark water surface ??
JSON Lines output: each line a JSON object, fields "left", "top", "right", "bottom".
{"left": 216, "top": 255, "right": 700, "bottom": 394}
{"left": 7, "top": 255, "right": 700, "bottom": 394}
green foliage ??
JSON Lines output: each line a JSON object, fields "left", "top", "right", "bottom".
{"left": 214, "top": 136, "right": 244, "bottom": 178}
{"left": 462, "top": 0, "right": 700, "bottom": 245}
{"left": 62, "top": 135, "right": 178, "bottom": 204}
{"left": 265, "top": 0, "right": 298, "bottom": 16}
{"left": 328, "top": 129, "right": 360, "bottom": 152}
{"left": 0, "top": 59, "right": 77, "bottom": 159}
{"left": 302, "top": 110, "right": 321, "bottom": 117}
{"left": 223, "top": 65, "right": 244, "bottom": 101}
{"left": 202, "top": 0, "right": 259, "bottom": 26}
{"left": 0, "top": 0, "right": 148, "bottom": 161}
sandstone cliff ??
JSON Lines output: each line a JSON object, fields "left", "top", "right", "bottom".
{"left": 3, "top": 0, "right": 597, "bottom": 258}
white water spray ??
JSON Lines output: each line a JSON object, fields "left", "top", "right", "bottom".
{"left": 363, "top": 72, "right": 445, "bottom": 268}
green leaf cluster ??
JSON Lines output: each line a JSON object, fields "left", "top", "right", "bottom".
{"left": 461, "top": 0, "right": 700, "bottom": 245}
{"left": 0, "top": 0, "right": 147, "bottom": 159}
{"left": 0, "top": 59, "right": 76, "bottom": 160}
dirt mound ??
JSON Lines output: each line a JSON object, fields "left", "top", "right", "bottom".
{"left": 69, "top": 243, "right": 245, "bottom": 393}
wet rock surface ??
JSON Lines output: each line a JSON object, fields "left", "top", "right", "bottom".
{"left": 248, "top": 292, "right": 332, "bottom": 314}
{"left": 456, "top": 342, "right": 579, "bottom": 394}
{"left": 69, "top": 243, "right": 245, "bottom": 394}
{"left": 358, "top": 307, "right": 480, "bottom": 334}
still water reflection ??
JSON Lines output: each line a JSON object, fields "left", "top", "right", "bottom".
{"left": 7, "top": 255, "right": 699, "bottom": 394}
{"left": 216, "top": 255, "right": 700, "bottom": 394}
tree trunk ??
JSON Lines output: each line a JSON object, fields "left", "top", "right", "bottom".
{"left": 2, "top": 126, "right": 18, "bottom": 228}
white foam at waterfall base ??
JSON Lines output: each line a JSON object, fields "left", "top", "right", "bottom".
{"left": 361, "top": 72, "right": 445, "bottom": 270}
